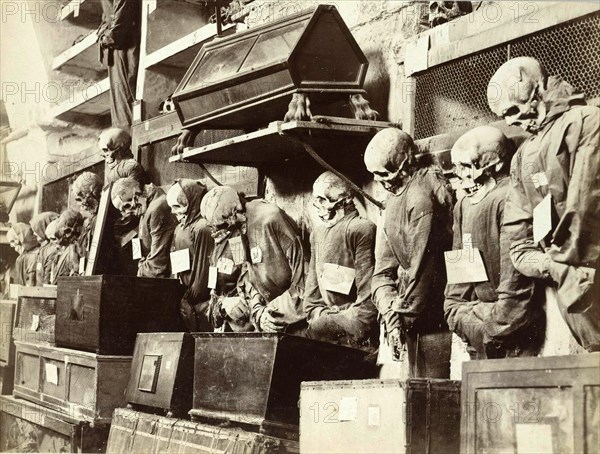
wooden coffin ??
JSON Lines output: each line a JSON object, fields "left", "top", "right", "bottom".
{"left": 461, "top": 353, "right": 600, "bottom": 454}
{"left": 55, "top": 275, "right": 185, "bottom": 355}
{"left": 0, "top": 299, "right": 17, "bottom": 366}
{"left": 190, "top": 333, "right": 377, "bottom": 439}
{"left": 107, "top": 407, "right": 299, "bottom": 454}
{"left": 13, "top": 341, "right": 132, "bottom": 425}
{"left": 13, "top": 286, "right": 57, "bottom": 346}
{"left": 0, "top": 395, "right": 109, "bottom": 453}
{"left": 126, "top": 332, "right": 194, "bottom": 417}
{"left": 300, "top": 379, "right": 461, "bottom": 454}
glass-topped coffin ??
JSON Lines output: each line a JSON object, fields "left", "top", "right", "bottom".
{"left": 172, "top": 5, "right": 369, "bottom": 129}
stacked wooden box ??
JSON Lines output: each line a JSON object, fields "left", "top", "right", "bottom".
{"left": 0, "top": 276, "right": 185, "bottom": 453}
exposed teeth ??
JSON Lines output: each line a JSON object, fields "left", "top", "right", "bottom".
{"left": 464, "top": 183, "right": 482, "bottom": 195}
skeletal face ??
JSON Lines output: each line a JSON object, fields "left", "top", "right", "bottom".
{"left": 200, "top": 186, "right": 246, "bottom": 243}
{"left": 429, "top": 1, "right": 473, "bottom": 27}
{"left": 167, "top": 183, "right": 189, "bottom": 226}
{"left": 451, "top": 126, "right": 509, "bottom": 204}
{"left": 7, "top": 229, "right": 23, "bottom": 255}
{"left": 74, "top": 186, "right": 100, "bottom": 215}
{"left": 114, "top": 187, "right": 146, "bottom": 219}
{"left": 312, "top": 172, "right": 352, "bottom": 226}
{"left": 488, "top": 58, "right": 548, "bottom": 134}
{"left": 56, "top": 212, "right": 83, "bottom": 247}
{"left": 364, "top": 129, "right": 414, "bottom": 195}
{"left": 98, "top": 128, "right": 131, "bottom": 164}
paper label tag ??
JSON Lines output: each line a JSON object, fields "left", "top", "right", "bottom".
{"left": 516, "top": 424, "right": 553, "bottom": 453}
{"left": 78, "top": 257, "right": 86, "bottom": 275}
{"left": 228, "top": 237, "right": 245, "bottom": 265}
{"left": 170, "top": 249, "right": 191, "bottom": 274}
{"left": 444, "top": 247, "right": 489, "bottom": 284}
{"left": 217, "top": 257, "right": 234, "bottom": 275}
{"left": 250, "top": 246, "right": 263, "bottom": 264}
{"left": 368, "top": 406, "right": 381, "bottom": 427}
{"left": 532, "top": 172, "right": 549, "bottom": 188}
{"left": 31, "top": 315, "right": 40, "bottom": 332}
{"left": 132, "top": 238, "right": 142, "bottom": 260}
{"left": 462, "top": 233, "right": 472, "bottom": 248}
{"left": 208, "top": 266, "right": 218, "bottom": 289}
{"left": 533, "top": 194, "right": 553, "bottom": 244}
{"left": 339, "top": 396, "right": 358, "bottom": 422}
{"left": 45, "top": 363, "right": 59, "bottom": 385}
{"left": 36, "top": 262, "right": 42, "bottom": 271}
{"left": 321, "top": 263, "right": 355, "bottom": 295}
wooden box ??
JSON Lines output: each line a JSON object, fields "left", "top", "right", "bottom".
{"left": 107, "top": 407, "right": 299, "bottom": 454}
{"left": 126, "top": 332, "right": 194, "bottom": 417}
{"left": 461, "top": 353, "right": 600, "bottom": 454}
{"left": 0, "top": 395, "right": 109, "bottom": 453}
{"left": 0, "top": 299, "right": 17, "bottom": 366}
{"left": 13, "top": 341, "right": 132, "bottom": 425}
{"left": 13, "top": 286, "right": 57, "bottom": 346}
{"left": 172, "top": 5, "right": 369, "bottom": 130}
{"left": 300, "top": 379, "right": 461, "bottom": 454}
{"left": 55, "top": 275, "right": 185, "bottom": 355}
{"left": 190, "top": 333, "right": 377, "bottom": 439}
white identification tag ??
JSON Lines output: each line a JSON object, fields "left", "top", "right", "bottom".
{"left": 170, "top": 249, "right": 191, "bottom": 274}
{"left": 250, "top": 246, "right": 262, "bottom": 264}
{"left": 36, "top": 262, "right": 42, "bottom": 271}
{"left": 321, "top": 263, "right": 355, "bottom": 295}
{"left": 532, "top": 172, "right": 549, "bottom": 188}
{"left": 31, "top": 314, "right": 40, "bottom": 332}
{"left": 78, "top": 257, "right": 86, "bottom": 275}
{"left": 444, "top": 247, "right": 488, "bottom": 285}
{"left": 217, "top": 257, "right": 234, "bottom": 275}
{"left": 533, "top": 194, "right": 553, "bottom": 244}
{"left": 132, "top": 238, "right": 142, "bottom": 260}
{"left": 462, "top": 233, "right": 472, "bottom": 248}
{"left": 228, "top": 237, "right": 245, "bottom": 265}
{"left": 45, "top": 363, "right": 59, "bottom": 385}
{"left": 208, "top": 266, "right": 218, "bottom": 289}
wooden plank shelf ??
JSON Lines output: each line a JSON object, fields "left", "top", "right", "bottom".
{"left": 169, "top": 118, "right": 396, "bottom": 166}
{"left": 51, "top": 77, "right": 111, "bottom": 125}
{"left": 51, "top": 31, "right": 106, "bottom": 79}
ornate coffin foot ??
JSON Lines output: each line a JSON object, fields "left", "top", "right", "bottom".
{"left": 283, "top": 93, "right": 313, "bottom": 122}
{"left": 349, "top": 94, "right": 379, "bottom": 121}
{"left": 171, "top": 128, "right": 199, "bottom": 155}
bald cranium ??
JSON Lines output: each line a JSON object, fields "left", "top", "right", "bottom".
{"left": 312, "top": 171, "right": 354, "bottom": 226}
{"left": 451, "top": 125, "right": 514, "bottom": 204}
{"left": 487, "top": 57, "right": 548, "bottom": 133}
{"left": 364, "top": 128, "right": 415, "bottom": 194}
{"left": 98, "top": 128, "right": 132, "bottom": 164}
{"left": 73, "top": 172, "right": 103, "bottom": 216}
{"left": 166, "top": 183, "right": 189, "bottom": 226}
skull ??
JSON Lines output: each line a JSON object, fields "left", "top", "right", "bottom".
{"left": 6, "top": 227, "right": 23, "bottom": 255}
{"left": 56, "top": 209, "right": 84, "bottom": 247}
{"left": 73, "top": 172, "right": 103, "bottom": 216}
{"left": 429, "top": 1, "right": 473, "bottom": 27}
{"left": 112, "top": 177, "right": 147, "bottom": 219}
{"left": 200, "top": 186, "right": 246, "bottom": 243}
{"left": 312, "top": 171, "right": 354, "bottom": 227}
{"left": 167, "top": 183, "right": 190, "bottom": 226}
{"left": 45, "top": 219, "right": 59, "bottom": 245}
{"left": 487, "top": 57, "right": 548, "bottom": 134}
{"left": 98, "top": 128, "right": 132, "bottom": 165}
{"left": 364, "top": 128, "right": 415, "bottom": 194}
{"left": 451, "top": 125, "right": 514, "bottom": 204}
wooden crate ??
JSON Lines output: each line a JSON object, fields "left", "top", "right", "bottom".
{"left": 107, "top": 407, "right": 299, "bottom": 454}
{"left": 0, "top": 299, "right": 18, "bottom": 366}
{"left": 126, "top": 332, "right": 195, "bottom": 417}
{"left": 55, "top": 275, "right": 185, "bottom": 355}
{"left": 300, "top": 379, "right": 461, "bottom": 454}
{"left": 0, "top": 395, "right": 109, "bottom": 453}
{"left": 461, "top": 353, "right": 600, "bottom": 454}
{"left": 190, "top": 333, "right": 378, "bottom": 439}
{"left": 13, "top": 286, "right": 57, "bottom": 346}
{"left": 13, "top": 341, "right": 132, "bottom": 425}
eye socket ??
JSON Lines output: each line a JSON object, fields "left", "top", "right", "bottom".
{"left": 443, "top": 1, "right": 455, "bottom": 8}
{"left": 502, "top": 106, "right": 521, "bottom": 118}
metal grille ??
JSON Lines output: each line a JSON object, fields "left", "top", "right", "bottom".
{"left": 414, "top": 12, "right": 600, "bottom": 139}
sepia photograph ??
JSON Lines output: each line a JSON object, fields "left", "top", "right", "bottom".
{"left": 0, "top": 0, "right": 598, "bottom": 452}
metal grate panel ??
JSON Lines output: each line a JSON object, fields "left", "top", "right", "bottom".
{"left": 414, "top": 12, "right": 600, "bottom": 139}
